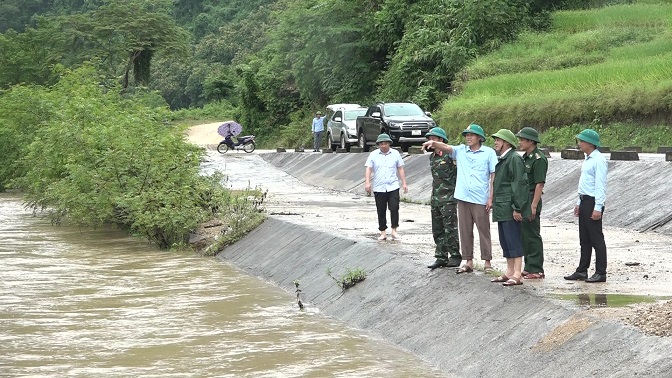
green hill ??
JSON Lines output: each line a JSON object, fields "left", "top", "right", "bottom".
{"left": 436, "top": 1, "right": 672, "bottom": 150}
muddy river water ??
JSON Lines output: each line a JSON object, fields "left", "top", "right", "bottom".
{"left": 0, "top": 194, "right": 446, "bottom": 377}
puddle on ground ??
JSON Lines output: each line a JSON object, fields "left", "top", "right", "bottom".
{"left": 552, "top": 293, "right": 672, "bottom": 308}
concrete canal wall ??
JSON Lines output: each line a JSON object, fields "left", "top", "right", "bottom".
{"left": 260, "top": 152, "right": 672, "bottom": 235}
{"left": 219, "top": 217, "right": 672, "bottom": 377}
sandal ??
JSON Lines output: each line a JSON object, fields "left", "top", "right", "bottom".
{"left": 491, "top": 275, "right": 508, "bottom": 283}
{"left": 523, "top": 272, "right": 545, "bottom": 279}
{"left": 455, "top": 265, "right": 474, "bottom": 274}
{"left": 484, "top": 266, "right": 494, "bottom": 273}
{"left": 377, "top": 234, "right": 387, "bottom": 241}
{"left": 502, "top": 278, "right": 523, "bottom": 286}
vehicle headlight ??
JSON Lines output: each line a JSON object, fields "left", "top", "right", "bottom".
{"left": 388, "top": 122, "right": 401, "bottom": 128}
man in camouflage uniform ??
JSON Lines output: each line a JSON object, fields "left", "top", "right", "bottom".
{"left": 425, "top": 127, "right": 462, "bottom": 269}
{"left": 516, "top": 127, "right": 548, "bottom": 279}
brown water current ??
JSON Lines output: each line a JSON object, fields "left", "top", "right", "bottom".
{"left": 0, "top": 194, "right": 447, "bottom": 377}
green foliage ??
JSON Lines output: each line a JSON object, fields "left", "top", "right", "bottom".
{"left": 197, "top": 186, "right": 267, "bottom": 256}
{"left": 376, "top": 0, "right": 540, "bottom": 109}
{"left": 0, "top": 85, "right": 58, "bottom": 190}
{"left": 3, "top": 66, "right": 250, "bottom": 249}
{"left": 169, "top": 101, "right": 238, "bottom": 124}
{"left": 541, "top": 123, "right": 672, "bottom": 152}
{"left": 438, "top": 2, "right": 672, "bottom": 136}
{"left": 327, "top": 267, "right": 367, "bottom": 291}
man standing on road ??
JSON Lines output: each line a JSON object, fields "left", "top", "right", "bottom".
{"left": 516, "top": 127, "right": 548, "bottom": 280}
{"left": 425, "top": 127, "right": 462, "bottom": 269}
{"left": 564, "top": 129, "right": 609, "bottom": 283}
{"left": 489, "top": 129, "right": 528, "bottom": 286}
{"left": 422, "top": 124, "right": 498, "bottom": 274}
{"left": 365, "top": 134, "right": 408, "bottom": 241}
{"left": 312, "top": 111, "right": 325, "bottom": 152}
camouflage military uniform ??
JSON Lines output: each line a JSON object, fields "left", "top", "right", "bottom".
{"left": 430, "top": 151, "right": 461, "bottom": 264}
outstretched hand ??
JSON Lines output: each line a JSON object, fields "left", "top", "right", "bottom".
{"left": 421, "top": 140, "right": 434, "bottom": 151}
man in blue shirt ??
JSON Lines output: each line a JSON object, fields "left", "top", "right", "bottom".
{"left": 365, "top": 134, "right": 409, "bottom": 241}
{"left": 311, "top": 111, "right": 325, "bottom": 152}
{"left": 422, "top": 124, "right": 498, "bottom": 273}
{"left": 564, "top": 129, "right": 609, "bottom": 283}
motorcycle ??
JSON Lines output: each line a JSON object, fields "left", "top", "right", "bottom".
{"left": 217, "top": 134, "right": 256, "bottom": 153}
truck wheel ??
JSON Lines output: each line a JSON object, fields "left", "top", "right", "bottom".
{"left": 401, "top": 143, "right": 410, "bottom": 152}
{"left": 328, "top": 132, "right": 336, "bottom": 151}
{"left": 340, "top": 134, "right": 349, "bottom": 151}
{"left": 358, "top": 131, "right": 370, "bottom": 152}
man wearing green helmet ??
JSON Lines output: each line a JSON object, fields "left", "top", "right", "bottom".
{"left": 424, "top": 127, "right": 462, "bottom": 269}
{"left": 421, "top": 123, "right": 498, "bottom": 274}
{"left": 516, "top": 127, "right": 548, "bottom": 280}
{"left": 489, "top": 129, "right": 528, "bottom": 286}
{"left": 564, "top": 129, "right": 609, "bottom": 283}
{"left": 365, "top": 133, "right": 409, "bottom": 241}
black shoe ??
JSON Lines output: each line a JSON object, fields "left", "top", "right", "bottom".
{"left": 427, "top": 260, "right": 448, "bottom": 269}
{"left": 446, "top": 258, "right": 462, "bottom": 267}
{"left": 585, "top": 273, "right": 607, "bottom": 283}
{"left": 564, "top": 271, "right": 588, "bottom": 281}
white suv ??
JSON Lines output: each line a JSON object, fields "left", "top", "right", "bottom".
{"left": 326, "top": 104, "right": 367, "bottom": 151}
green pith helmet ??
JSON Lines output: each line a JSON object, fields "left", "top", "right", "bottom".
{"left": 491, "top": 129, "right": 518, "bottom": 147}
{"left": 376, "top": 133, "right": 393, "bottom": 144}
{"left": 462, "top": 124, "right": 486, "bottom": 142}
{"left": 576, "top": 129, "right": 601, "bottom": 147}
{"left": 425, "top": 127, "right": 448, "bottom": 142}
{"left": 516, "top": 127, "right": 540, "bottom": 143}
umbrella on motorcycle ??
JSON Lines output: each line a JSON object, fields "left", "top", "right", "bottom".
{"left": 217, "top": 121, "right": 243, "bottom": 137}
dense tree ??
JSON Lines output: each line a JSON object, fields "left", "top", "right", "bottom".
{"left": 3, "top": 66, "right": 241, "bottom": 248}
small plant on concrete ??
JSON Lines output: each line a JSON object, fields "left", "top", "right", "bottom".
{"left": 293, "top": 280, "right": 304, "bottom": 310}
{"left": 327, "top": 267, "right": 367, "bottom": 290}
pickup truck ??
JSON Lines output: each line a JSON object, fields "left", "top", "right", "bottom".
{"left": 355, "top": 103, "right": 436, "bottom": 151}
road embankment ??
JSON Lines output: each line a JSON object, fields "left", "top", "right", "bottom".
{"left": 260, "top": 152, "right": 672, "bottom": 235}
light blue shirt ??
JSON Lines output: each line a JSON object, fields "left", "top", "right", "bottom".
{"left": 312, "top": 116, "right": 325, "bottom": 132}
{"left": 577, "top": 149, "right": 608, "bottom": 211}
{"left": 365, "top": 148, "right": 404, "bottom": 192}
{"left": 451, "top": 144, "right": 498, "bottom": 205}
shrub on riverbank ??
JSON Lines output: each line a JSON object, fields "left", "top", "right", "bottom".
{"left": 0, "top": 66, "right": 261, "bottom": 249}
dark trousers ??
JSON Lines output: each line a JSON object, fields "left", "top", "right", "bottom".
{"left": 313, "top": 131, "right": 323, "bottom": 150}
{"left": 374, "top": 189, "right": 400, "bottom": 231}
{"left": 577, "top": 196, "right": 607, "bottom": 275}
{"left": 498, "top": 220, "right": 523, "bottom": 258}
{"left": 431, "top": 203, "right": 461, "bottom": 261}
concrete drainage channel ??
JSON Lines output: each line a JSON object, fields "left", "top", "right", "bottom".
{"left": 214, "top": 150, "right": 672, "bottom": 377}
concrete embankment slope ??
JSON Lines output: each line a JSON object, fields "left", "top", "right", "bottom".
{"left": 219, "top": 218, "right": 672, "bottom": 377}
{"left": 260, "top": 152, "right": 672, "bottom": 236}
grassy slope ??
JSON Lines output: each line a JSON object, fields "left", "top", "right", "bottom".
{"left": 436, "top": 1, "right": 672, "bottom": 150}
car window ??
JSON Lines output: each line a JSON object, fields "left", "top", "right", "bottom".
{"left": 384, "top": 104, "right": 424, "bottom": 117}
{"left": 344, "top": 109, "right": 366, "bottom": 121}
{"left": 332, "top": 111, "right": 343, "bottom": 120}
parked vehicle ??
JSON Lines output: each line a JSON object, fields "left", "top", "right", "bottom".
{"left": 326, "top": 104, "right": 367, "bottom": 151}
{"left": 355, "top": 103, "right": 436, "bottom": 151}
{"left": 217, "top": 134, "right": 256, "bottom": 153}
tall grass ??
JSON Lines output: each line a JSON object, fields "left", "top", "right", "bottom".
{"left": 439, "top": 2, "right": 672, "bottom": 141}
